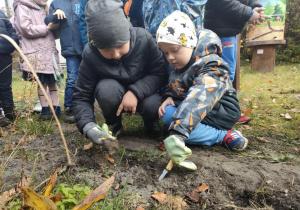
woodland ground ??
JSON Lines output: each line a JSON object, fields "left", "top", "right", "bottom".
{"left": 0, "top": 64, "right": 299, "bottom": 209}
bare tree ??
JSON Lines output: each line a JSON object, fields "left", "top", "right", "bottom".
{"left": 5, "top": 0, "right": 11, "bottom": 18}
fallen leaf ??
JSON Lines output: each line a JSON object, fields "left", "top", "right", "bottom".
{"left": 243, "top": 125, "right": 252, "bottom": 130}
{"left": 166, "top": 195, "right": 188, "bottom": 209}
{"left": 0, "top": 188, "right": 16, "bottom": 203}
{"left": 268, "top": 80, "right": 273, "bottom": 83}
{"left": 136, "top": 205, "right": 145, "bottom": 210}
{"left": 17, "top": 177, "right": 32, "bottom": 192}
{"left": 195, "top": 183, "right": 209, "bottom": 193}
{"left": 285, "top": 113, "right": 292, "bottom": 120}
{"left": 72, "top": 176, "right": 115, "bottom": 210}
{"left": 257, "top": 137, "right": 270, "bottom": 143}
{"left": 106, "top": 155, "right": 115, "bottom": 164}
{"left": 186, "top": 190, "right": 199, "bottom": 202}
{"left": 20, "top": 187, "right": 57, "bottom": 210}
{"left": 42, "top": 168, "right": 58, "bottom": 197}
{"left": 83, "top": 142, "right": 93, "bottom": 150}
{"left": 294, "top": 148, "right": 300, "bottom": 153}
{"left": 151, "top": 192, "right": 167, "bottom": 204}
{"left": 266, "top": 180, "right": 272, "bottom": 185}
{"left": 242, "top": 98, "right": 250, "bottom": 102}
{"left": 272, "top": 99, "right": 276, "bottom": 103}
{"left": 50, "top": 192, "right": 64, "bottom": 204}
{"left": 244, "top": 109, "right": 253, "bottom": 115}
{"left": 270, "top": 124, "right": 278, "bottom": 128}
{"left": 156, "top": 142, "right": 166, "bottom": 151}
{"left": 295, "top": 95, "right": 300, "bottom": 101}
{"left": 291, "top": 108, "right": 300, "bottom": 113}
{"left": 115, "top": 183, "right": 119, "bottom": 190}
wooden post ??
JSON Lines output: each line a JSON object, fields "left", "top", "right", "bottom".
{"left": 233, "top": 34, "right": 241, "bottom": 91}
{"left": 245, "top": 40, "right": 286, "bottom": 72}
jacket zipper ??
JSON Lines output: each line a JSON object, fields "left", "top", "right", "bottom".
{"left": 116, "top": 60, "right": 132, "bottom": 83}
{"left": 70, "top": 0, "right": 76, "bottom": 55}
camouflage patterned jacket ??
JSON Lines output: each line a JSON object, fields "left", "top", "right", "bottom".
{"left": 164, "top": 29, "right": 237, "bottom": 137}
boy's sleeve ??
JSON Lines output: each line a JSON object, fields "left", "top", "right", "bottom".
{"left": 73, "top": 52, "right": 99, "bottom": 134}
{"left": 79, "top": 0, "right": 89, "bottom": 47}
{"left": 128, "top": 34, "right": 168, "bottom": 101}
{"left": 210, "top": 0, "right": 253, "bottom": 24}
{"left": 44, "top": 2, "right": 59, "bottom": 25}
{"left": 15, "top": 5, "right": 48, "bottom": 39}
{"left": 169, "top": 56, "right": 230, "bottom": 136}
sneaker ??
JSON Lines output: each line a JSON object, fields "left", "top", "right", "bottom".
{"left": 144, "top": 119, "right": 163, "bottom": 139}
{"left": 222, "top": 130, "right": 248, "bottom": 151}
{"left": 237, "top": 115, "right": 251, "bottom": 124}
{"left": 109, "top": 122, "right": 123, "bottom": 137}
{"left": 64, "top": 107, "right": 75, "bottom": 123}
{"left": 33, "top": 100, "right": 42, "bottom": 112}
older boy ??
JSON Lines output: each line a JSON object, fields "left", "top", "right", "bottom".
{"left": 73, "top": 0, "right": 168, "bottom": 150}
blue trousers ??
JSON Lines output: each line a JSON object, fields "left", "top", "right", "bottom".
{"left": 220, "top": 36, "right": 237, "bottom": 82}
{"left": 65, "top": 55, "right": 82, "bottom": 108}
{"left": 162, "top": 105, "right": 227, "bottom": 146}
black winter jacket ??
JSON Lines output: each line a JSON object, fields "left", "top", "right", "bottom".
{"left": 73, "top": 26, "right": 168, "bottom": 133}
{"left": 204, "top": 0, "right": 262, "bottom": 37}
{"left": 0, "top": 10, "right": 19, "bottom": 55}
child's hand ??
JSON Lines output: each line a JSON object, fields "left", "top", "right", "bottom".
{"left": 53, "top": 9, "right": 66, "bottom": 19}
{"left": 249, "top": 8, "right": 261, "bottom": 25}
{"left": 116, "top": 91, "right": 138, "bottom": 116}
{"left": 158, "top": 97, "right": 175, "bottom": 118}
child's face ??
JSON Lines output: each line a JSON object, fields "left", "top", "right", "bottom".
{"left": 98, "top": 41, "right": 130, "bottom": 60}
{"left": 158, "top": 42, "right": 193, "bottom": 69}
{"left": 33, "top": 0, "right": 48, "bottom": 6}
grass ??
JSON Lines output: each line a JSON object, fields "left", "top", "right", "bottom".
{"left": 2, "top": 64, "right": 300, "bottom": 208}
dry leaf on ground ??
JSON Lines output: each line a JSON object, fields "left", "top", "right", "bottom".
{"left": 72, "top": 175, "right": 115, "bottom": 210}
{"left": 257, "top": 137, "right": 270, "bottom": 143}
{"left": 83, "top": 142, "right": 93, "bottom": 150}
{"left": 291, "top": 108, "right": 300, "bottom": 113}
{"left": 151, "top": 192, "right": 167, "bottom": 204}
{"left": 50, "top": 192, "right": 64, "bottom": 204}
{"left": 295, "top": 95, "right": 300, "bottom": 101}
{"left": 244, "top": 109, "right": 253, "bottom": 115}
{"left": 115, "top": 183, "right": 119, "bottom": 190}
{"left": 195, "top": 183, "right": 209, "bottom": 193}
{"left": 20, "top": 187, "right": 57, "bottom": 210}
{"left": 136, "top": 205, "right": 145, "bottom": 210}
{"left": 106, "top": 155, "right": 115, "bottom": 164}
{"left": 156, "top": 142, "right": 166, "bottom": 151}
{"left": 186, "top": 190, "right": 199, "bottom": 202}
{"left": 285, "top": 113, "right": 292, "bottom": 120}
{"left": 42, "top": 168, "right": 58, "bottom": 197}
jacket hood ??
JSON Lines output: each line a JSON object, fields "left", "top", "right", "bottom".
{"left": 194, "top": 29, "right": 223, "bottom": 58}
{"left": 13, "top": 0, "right": 41, "bottom": 11}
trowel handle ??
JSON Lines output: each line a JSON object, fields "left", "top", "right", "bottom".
{"left": 166, "top": 160, "right": 174, "bottom": 171}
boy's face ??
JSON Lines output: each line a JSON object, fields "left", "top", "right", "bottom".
{"left": 33, "top": 0, "right": 48, "bottom": 6}
{"left": 158, "top": 42, "right": 193, "bottom": 69}
{"left": 98, "top": 41, "right": 130, "bottom": 60}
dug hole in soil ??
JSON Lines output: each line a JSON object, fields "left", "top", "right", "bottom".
{"left": 1, "top": 123, "right": 299, "bottom": 209}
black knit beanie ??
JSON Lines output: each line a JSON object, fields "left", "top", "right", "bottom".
{"left": 85, "top": 0, "right": 130, "bottom": 49}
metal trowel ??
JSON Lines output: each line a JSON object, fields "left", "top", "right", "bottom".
{"left": 158, "top": 160, "right": 174, "bottom": 181}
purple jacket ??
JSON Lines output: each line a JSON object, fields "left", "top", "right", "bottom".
{"left": 13, "top": 0, "right": 61, "bottom": 74}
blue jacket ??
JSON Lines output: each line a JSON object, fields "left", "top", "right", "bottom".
{"left": 143, "top": 0, "right": 207, "bottom": 39}
{"left": 79, "top": 0, "right": 89, "bottom": 47}
{"left": 45, "top": 0, "right": 83, "bottom": 58}
{"left": 0, "top": 10, "right": 19, "bottom": 54}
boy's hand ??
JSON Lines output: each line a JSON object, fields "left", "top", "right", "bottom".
{"left": 85, "top": 124, "right": 118, "bottom": 154}
{"left": 116, "top": 91, "right": 138, "bottom": 116}
{"left": 54, "top": 9, "right": 67, "bottom": 19}
{"left": 158, "top": 97, "right": 175, "bottom": 118}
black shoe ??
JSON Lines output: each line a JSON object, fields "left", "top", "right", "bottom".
{"left": 64, "top": 107, "right": 75, "bottom": 123}
{"left": 3, "top": 107, "right": 18, "bottom": 121}
{"left": 0, "top": 115, "right": 10, "bottom": 127}
{"left": 144, "top": 118, "right": 163, "bottom": 139}
{"left": 109, "top": 122, "right": 123, "bottom": 137}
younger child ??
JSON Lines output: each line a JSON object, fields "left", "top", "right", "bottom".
{"left": 73, "top": 0, "right": 168, "bottom": 151}
{"left": 13, "top": 0, "right": 62, "bottom": 119}
{"left": 156, "top": 11, "right": 248, "bottom": 170}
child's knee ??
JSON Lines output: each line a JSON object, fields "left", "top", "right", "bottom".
{"left": 162, "top": 105, "right": 176, "bottom": 126}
